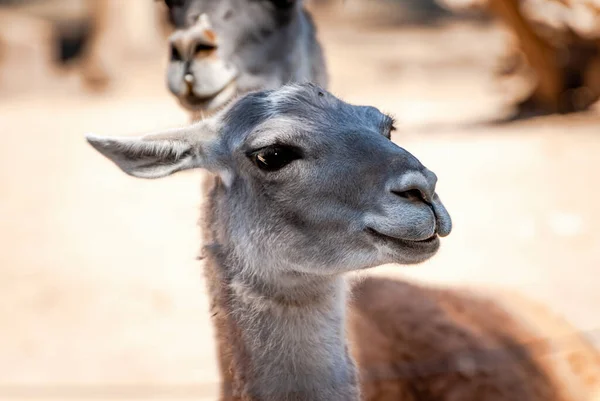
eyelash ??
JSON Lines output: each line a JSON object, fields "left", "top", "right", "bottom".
{"left": 383, "top": 114, "right": 397, "bottom": 138}
{"left": 387, "top": 114, "right": 397, "bottom": 131}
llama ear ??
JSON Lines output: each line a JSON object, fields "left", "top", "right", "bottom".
{"left": 85, "top": 123, "right": 221, "bottom": 179}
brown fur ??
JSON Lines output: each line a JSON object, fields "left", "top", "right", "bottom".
{"left": 488, "top": 0, "right": 600, "bottom": 114}
{"left": 349, "top": 278, "right": 600, "bottom": 401}
{"left": 200, "top": 173, "right": 239, "bottom": 399}
{"left": 199, "top": 173, "right": 600, "bottom": 400}
{"left": 439, "top": 0, "right": 600, "bottom": 114}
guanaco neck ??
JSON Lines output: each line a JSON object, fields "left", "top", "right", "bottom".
{"left": 200, "top": 175, "right": 360, "bottom": 401}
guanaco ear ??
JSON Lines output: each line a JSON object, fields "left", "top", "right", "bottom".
{"left": 86, "top": 122, "right": 222, "bottom": 179}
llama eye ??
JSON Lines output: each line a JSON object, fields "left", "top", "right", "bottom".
{"left": 250, "top": 146, "right": 301, "bottom": 172}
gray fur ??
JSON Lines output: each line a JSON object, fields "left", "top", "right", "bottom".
{"left": 86, "top": 83, "right": 452, "bottom": 400}
{"left": 165, "top": 0, "right": 328, "bottom": 114}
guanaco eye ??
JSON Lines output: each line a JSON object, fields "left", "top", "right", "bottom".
{"left": 194, "top": 43, "right": 216, "bottom": 55}
{"left": 165, "top": 0, "right": 184, "bottom": 9}
{"left": 270, "top": 0, "right": 296, "bottom": 8}
{"left": 250, "top": 146, "right": 301, "bottom": 172}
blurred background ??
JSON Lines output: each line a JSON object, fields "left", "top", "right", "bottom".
{"left": 0, "top": 0, "right": 599, "bottom": 399}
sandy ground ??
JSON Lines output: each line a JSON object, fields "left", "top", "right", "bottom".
{"left": 0, "top": 12, "right": 599, "bottom": 401}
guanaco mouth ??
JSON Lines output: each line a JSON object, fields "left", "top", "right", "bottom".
{"left": 365, "top": 227, "right": 439, "bottom": 245}
{"left": 181, "top": 79, "right": 237, "bottom": 110}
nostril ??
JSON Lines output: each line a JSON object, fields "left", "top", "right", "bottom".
{"left": 184, "top": 73, "right": 195, "bottom": 92}
{"left": 390, "top": 172, "right": 435, "bottom": 203}
{"left": 170, "top": 44, "right": 182, "bottom": 62}
{"left": 392, "top": 188, "right": 426, "bottom": 203}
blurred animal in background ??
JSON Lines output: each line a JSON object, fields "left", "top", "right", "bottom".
{"left": 438, "top": 0, "right": 600, "bottom": 116}
{"left": 0, "top": 0, "right": 165, "bottom": 93}
{"left": 88, "top": 83, "right": 600, "bottom": 401}
{"left": 165, "top": 14, "right": 238, "bottom": 118}
{"left": 161, "top": 0, "right": 328, "bottom": 119}
{"left": 0, "top": 0, "right": 111, "bottom": 91}
{"left": 67, "top": 0, "right": 111, "bottom": 91}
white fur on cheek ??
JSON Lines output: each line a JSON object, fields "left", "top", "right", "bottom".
{"left": 218, "top": 169, "right": 234, "bottom": 187}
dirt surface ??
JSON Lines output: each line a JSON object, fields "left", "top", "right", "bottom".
{"left": 0, "top": 13, "right": 599, "bottom": 401}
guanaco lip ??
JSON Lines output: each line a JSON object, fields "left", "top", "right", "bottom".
{"left": 181, "top": 78, "right": 237, "bottom": 108}
{"left": 365, "top": 227, "right": 439, "bottom": 245}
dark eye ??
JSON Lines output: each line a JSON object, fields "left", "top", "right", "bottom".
{"left": 250, "top": 146, "right": 301, "bottom": 172}
{"left": 164, "top": 0, "right": 185, "bottom": 9}
{"left": 269, "top": 0, "right": 296, "bottom": 8}
{"left": 194, "top": 43, "right": 216, "bottom": 55}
